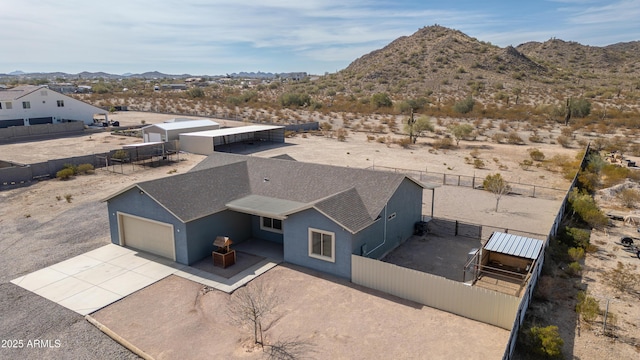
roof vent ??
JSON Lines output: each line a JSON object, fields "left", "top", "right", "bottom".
{"left": 263, "top": 178, "right": 270, "bottom": 182}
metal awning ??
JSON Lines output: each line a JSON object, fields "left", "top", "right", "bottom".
{"left": 484, "top": 232, "right": 544, "bottom": 260}
{"left": 225, "top": 194, "right": 308, "bottom": 219}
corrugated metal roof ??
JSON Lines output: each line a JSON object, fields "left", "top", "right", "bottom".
{"left": 484, "top": 232, "right": 544, "bottom": 260}
{"left": 180, "top": 125, "right": 283, "bottom": 137}
{"left": 144, "top": 119, "right": 219, "bottom": 131}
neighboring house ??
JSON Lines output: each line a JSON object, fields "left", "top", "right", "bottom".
{"left": 141, "top": 119, "right": 220, "bottom": 142}
{"left": 103, "top": 153, "right": 426, "bottom": 279}
{"left": 0, "top": 85, "right": 108, "bottom": 128}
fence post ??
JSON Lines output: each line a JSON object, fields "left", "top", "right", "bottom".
{"left": 455, "top": 220, "right": 458, "bottom": 236}
{"left": 532, "top": 186, "right": 536, "bottom": 198}
{"left": 458, "top": 175, "right": 461, "bottom": 186}
{"left": 443, "top": 174, "right": 446, "bottom": 185}
{"left": 472, "top": 176, "right": 475, "bottom": 189}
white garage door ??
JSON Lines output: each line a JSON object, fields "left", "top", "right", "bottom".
{"left": 118, "top": 213, "right": 176, "bottom": 260}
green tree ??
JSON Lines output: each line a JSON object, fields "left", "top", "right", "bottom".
{"left": 449, "top": 123, "right": 474, "bottom": 146}
{"left": 483, "top": 173, "right": 511, "bottom": 212}
{"left": 371, "top": 92, "right": 392, "bottom": 109}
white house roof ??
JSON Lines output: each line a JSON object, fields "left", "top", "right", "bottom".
{"left": 180, "top": 125, "right": 283, "bottom": 137}
{"left": 484, "top": 232, "right": 544, "bottom": 260}
{"left": 143, "top": 120, "right": 219, "bottom": 131}
{"left": 0, "top": 85, "right": 43, "bottom": 101}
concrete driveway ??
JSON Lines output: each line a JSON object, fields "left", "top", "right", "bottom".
{"left": 11, "top": 244, "right": 279, "bottom": 315}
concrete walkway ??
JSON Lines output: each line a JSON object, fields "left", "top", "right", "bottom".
{"left": 11, "top": 244, "right": 280, "bottom": 315}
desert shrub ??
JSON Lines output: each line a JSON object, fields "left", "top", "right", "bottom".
{"left": 336, "top": 128, "right": 348, "bottom": 142}
{"left": 491, "top": 132, "right": 506, "bottom": 143}
{"left": 280, "top": 92, "right": 311, "bottom": 107}
{"left": 576, "top": 291, "right": 600, "bottom": 323}
{"left": 566, "top": 261, "right": 582, "bottom": 276}
{"left": 370, "top": 92, "right": 392, "bottom": 108}
{"left": 366, "top": 135, "right": 375, "bottom": 142}
{"left": 556, "top": 135, "right": 572, "bottom": 148}
{"left": 507, "top": 131, "right": 525, "bottom": 145}
{"left": 520, "top": 159, "right": 533, "bottom": 170}
{"left": 568, "top": 189, "right": 608, "bottom": 229}
{"left": 453, "top": 96, "right": 475, "bottom": 114}
{"left": 570, "top": 98, "right": 591, "bottom": 118}
{"left": 432, "top": 137, "right": 454, "bottom": 149}
{"left": 603, "top": 261, "right": 640, "bottom": 294}
{"left": 473, "top": 158, "right": 486, "bottom": 169}
{"left": 77, "top": 163, "right": 95, "bottom": 175}
{"left": 395, "top": 137, "right": 412, "bottom": 148}
{"left": 449, "top": 123, "right": 474, "bottom": 145}
{"left": 577, "top": 169, "right": 600, "bottom": 193}
{"left": 112, "top": 149, "right": 128, "bottom": 160}
{"left": 64, "top": 194, "right": 73, "bottom": 203}
{"left": 601, "top": 164, "right": 630, "bottom": 188}
{"left": 617, "top": 188, "right": 640, "bottom": 208}
{"left": 563, "top": 226, "right": 591, "bottom": 249}
{"left": 376, "top": 136, "right": 386, "bottom": 144}
{"left": 568, "top": 247, "right": 585, "bottom": 261}
{"left": 527, "top": 325, "right": 564, "bottom": 358}
{"left": 529, "top": 133, "right": 544, "bottom": 143}
{"left": 186, "top": 87, "right": 204, "bottom": 98}
{"left": 56, "top": 168, "right": 74, "bottom": 180}
{"left": 62, "top": 163, "right": 78, "bottom": 175}
{"left": 529, "top": 148, "right": 546, "bottom": 161}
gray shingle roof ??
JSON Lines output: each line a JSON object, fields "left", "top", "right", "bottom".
{"left": 112, "top": 152, "right": 423, "bottom": 232}
{"left": 138, "top": 161, "right": 251, "bottom": 222}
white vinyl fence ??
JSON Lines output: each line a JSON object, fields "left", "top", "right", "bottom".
{"left": 352, "top": 255, "right": 521, "bottom": 329}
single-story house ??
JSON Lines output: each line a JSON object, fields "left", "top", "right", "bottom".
{"left": 141, "top": 119, "right": 219, "bottom": 142}
{"left": 103, "top": 153, "right": 426, "bottom": 279}
{"left": 179, "top": 125, "right": 285, "bottom": 155}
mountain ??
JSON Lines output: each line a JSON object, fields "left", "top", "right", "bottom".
{"left": 334, "top": 25, "right": 640, "bottom": 97}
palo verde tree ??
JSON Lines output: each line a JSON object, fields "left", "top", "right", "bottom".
{"left": 449, "top": 123, "right": 474, "bottom": 146}
{"left": 483, "top": 173, "right": 511, "bottom": 212}
{"left": 404, "top": 111, "right": 434, "bottom": 143}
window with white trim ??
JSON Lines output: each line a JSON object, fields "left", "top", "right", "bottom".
{"left": 308, "top": 228, "right": 335, "bottom": 262}
{"left": 57, "top": 100, "right": 64, "bottom": 107}
{"left": 22, "top": 101, "right": 30, "bottom": 109}
{"left": 261, "top": 216, "right": 282, "bottom": 233}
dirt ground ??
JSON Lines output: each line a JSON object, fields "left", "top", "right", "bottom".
{"left": 92, "top": 266, "right": 510, "bottom": 360}
{"left": 2, "top": 110, "right": 636, "bottom": 359}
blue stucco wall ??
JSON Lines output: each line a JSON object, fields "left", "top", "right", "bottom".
{"left": 251, "top": 216, "right": 284, "bottom": 243}
{"left": 186, "top": 211, "right": 252, "bottom": 264}
{"left": 106, "top": 187, "right": 188, "bottom": 264}
{"left": 283, "top": 208, "right": 352, "bottom": 279}
{"left": 353, "top": 178, "right": 423, "bottom": 259}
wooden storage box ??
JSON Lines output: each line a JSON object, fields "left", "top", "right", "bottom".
{"left": 212, "top": 236, "right": 236, "bottom": 268}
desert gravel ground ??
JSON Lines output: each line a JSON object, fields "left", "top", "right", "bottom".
{"left": 92, "top": 267, "right": 511, "bottom": 360}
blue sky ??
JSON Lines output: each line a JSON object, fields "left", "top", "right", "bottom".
{"left": 3, "top": 0, "right": 639, "bottom": 75}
